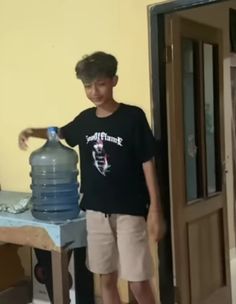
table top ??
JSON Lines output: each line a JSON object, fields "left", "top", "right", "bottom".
{"left": 0, "top": 191, "right": 86, "bottom": 251}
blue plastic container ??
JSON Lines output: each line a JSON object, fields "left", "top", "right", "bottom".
{"left": 30, "top": 127, "right": 80, "bottom": 221}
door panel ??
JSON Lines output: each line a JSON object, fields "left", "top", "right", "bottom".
{"left": 188, "top": 211, "right": 225, "bottom": 302}
{"left": 165, "top": 16, "right": 231, "bottom": 304}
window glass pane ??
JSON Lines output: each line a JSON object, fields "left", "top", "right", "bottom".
{"left": 182, "top": 39, "right": 198, "bottom": 201}
{"left": 203, "top": 43, "right": 217, "bottom": 194}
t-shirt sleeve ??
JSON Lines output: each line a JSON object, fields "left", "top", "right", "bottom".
{"left": 60, "top": 115, "right": 81, "bottom": 147}
{"left": 133, "top": 108, "right": 156, "bottom": 163}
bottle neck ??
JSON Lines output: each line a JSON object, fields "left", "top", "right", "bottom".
{"left": 47, "top": 127, "right": 59, "bottom": 142}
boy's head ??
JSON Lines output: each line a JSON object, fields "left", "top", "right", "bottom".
{"left": 75, "top": 51, "right": 118, "bottom": 83}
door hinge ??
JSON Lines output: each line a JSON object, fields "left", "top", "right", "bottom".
{"left": 165, "top": 45, "right": 173, "bottom": 63}
{"left": 174, "top": 286, "right": 181, "bottom": 304}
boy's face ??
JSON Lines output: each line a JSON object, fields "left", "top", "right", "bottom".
{"left": 83, "top": 76, "right": 118, "bottom": 107}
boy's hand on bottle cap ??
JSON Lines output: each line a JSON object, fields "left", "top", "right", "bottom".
{"left": 18, "top": 128, "right": 33, "bottom": 150}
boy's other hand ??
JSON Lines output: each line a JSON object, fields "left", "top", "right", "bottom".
{"left": 147, "top": 210, "right": 166, "bottom": 242}
{"left": 18, "top": 128, "right": 33, "bottom": 150}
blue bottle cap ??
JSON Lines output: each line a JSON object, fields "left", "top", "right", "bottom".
{"left": 48, "top": 126, "right": 58, "bottom": 134}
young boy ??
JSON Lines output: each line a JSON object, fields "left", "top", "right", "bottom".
{"left": 19, "top": 51, "right": 165, "bottom": 304}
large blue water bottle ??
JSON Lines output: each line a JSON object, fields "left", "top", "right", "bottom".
{"left": 29, "top": 127, "right": 80, "bottom": 221}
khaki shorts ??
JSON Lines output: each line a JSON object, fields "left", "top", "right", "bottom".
{"left": 86, "top": 210, "right": 153, "bottom": 281}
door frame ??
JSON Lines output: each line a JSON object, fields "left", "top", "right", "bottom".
{"left": 149, "top": 1, "right": 229, "bottom": 303}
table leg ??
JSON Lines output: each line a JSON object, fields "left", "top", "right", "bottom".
{"left": 52, "top": 250, "right": 70, "bottom": 304}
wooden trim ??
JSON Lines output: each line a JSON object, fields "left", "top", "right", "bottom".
{"left": 165, "top": 15, "right": 191, "bottom": 304}
{"left": 52, "top": 250, "right": 70, "bottom": 304}
{"left": 149, "top": 0, "right": 228, "bottom": 16}
{"left": 149, "top": 10, "right": 174, "bottom": 304}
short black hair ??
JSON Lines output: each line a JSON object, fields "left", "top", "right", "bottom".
{"left": 75, "top": 51, "right": 118, "bottom": 83}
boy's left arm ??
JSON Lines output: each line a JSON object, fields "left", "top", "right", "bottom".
{"left": 142, "top": 157, "right": 166, "bottom": 242}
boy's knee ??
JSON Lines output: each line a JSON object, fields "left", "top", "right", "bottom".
{"left": 101, "top": 272, "right": 118, "bottom": 289}
{"left": 129, "top": 280, "right": 150, "bottom": 297}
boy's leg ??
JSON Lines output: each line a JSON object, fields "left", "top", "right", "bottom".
{"left": 117, "top": 214, "right": 155, "bottom": 304}
{"left": 101, "top": 272, "right": 121, "bottom": 304}
{"left": 129, "top": 281, "right": 155, "bottom": 304}
{"left": 86, "top": 211, "right": 121, "bottom": 304}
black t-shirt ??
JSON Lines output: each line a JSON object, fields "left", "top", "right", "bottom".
{"left": 60, "top": 103, "right": 156, "bottom": 216}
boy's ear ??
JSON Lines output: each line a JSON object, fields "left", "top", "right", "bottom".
{"left": 112, "top": 75, "right": 118, "bottom": 86}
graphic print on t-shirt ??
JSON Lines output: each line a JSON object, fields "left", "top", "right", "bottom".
{"left": 86, "top": 132, "right": 123, "bottom": 176}
{"left": 92, "top": 140, "right": 110, "bottom": 176}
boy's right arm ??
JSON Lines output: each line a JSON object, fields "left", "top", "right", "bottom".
{"left": 18, "top": 128, "right": 65, "bottom": 150}
{"left": 18, "top": 128, "right": 47, "bottom": 150}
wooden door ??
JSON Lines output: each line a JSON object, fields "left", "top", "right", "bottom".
{"left": 165, "top": 15, "right": 231, "bottom": 304}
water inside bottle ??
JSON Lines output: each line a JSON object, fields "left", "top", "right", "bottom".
{"left": 29, "top": 127, "right": 80, "bottom": 221}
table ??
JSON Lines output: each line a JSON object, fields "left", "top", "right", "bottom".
{"left": 0, "top": 191, "right": 87, "bottom": 304}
